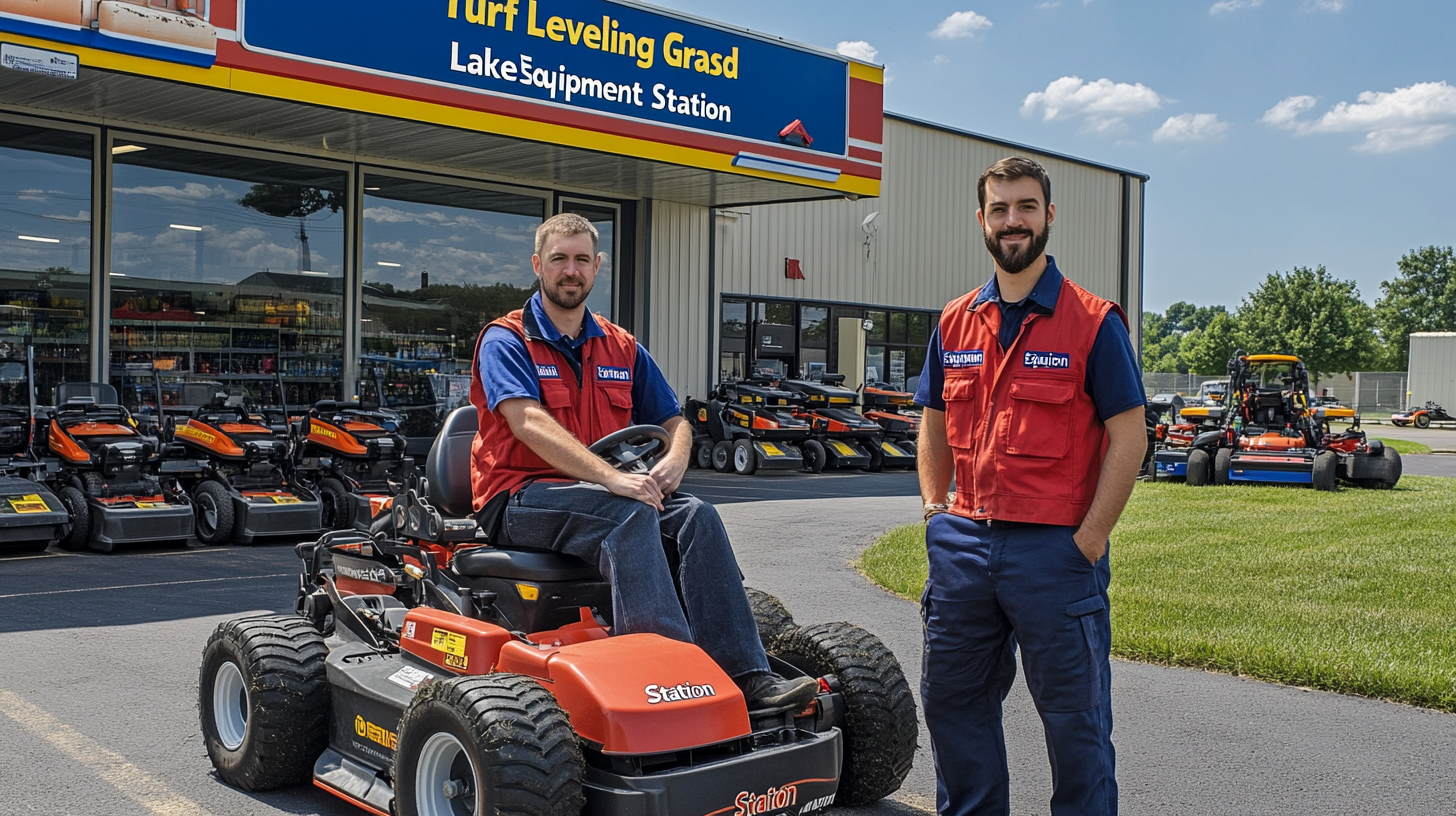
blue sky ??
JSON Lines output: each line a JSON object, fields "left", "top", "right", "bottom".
{"left": 665, "top": 0, "right": 1456, "bottom": 313}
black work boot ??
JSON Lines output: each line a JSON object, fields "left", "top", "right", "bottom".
{"left": 739, "top": 672, "right": 818, "bottom": 711}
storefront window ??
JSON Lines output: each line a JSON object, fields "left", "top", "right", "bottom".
{"left": 0, "top": 123, "right": 92, "bottom": 403}
{"left": 799, "top": 305, "right": 828, "bottom": 378}
{"left": 360, "top": 174, "right": 545, "bottom": 438}
{"left": 720, "top": 299, "right": 747, "bottom": 382}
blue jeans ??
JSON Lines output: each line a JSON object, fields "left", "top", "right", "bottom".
{"left": 922, "top": 513, "right": 1116, "bottom": 816}
{"left": 502, "top": 481, "right": 770, "bottom": 679}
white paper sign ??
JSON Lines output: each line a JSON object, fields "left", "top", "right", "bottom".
{"left": 1, "top": 44, "right": 78, "bottom": 80}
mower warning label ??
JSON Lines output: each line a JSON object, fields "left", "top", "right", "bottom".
{"left": 386, "top": 665, "right": 435, "bottom": 691}
{"left": 175, "top": 425, "right": 217, "bottom": 444}
{"left": 9, "top": 495, "right": 48, "bottom": 514}
{"left": 943, "top": 350, "right": 984, "bottom": 369}
{"left": 431, "top": 628, "right": 467, "bottom": 657}
{"left": 1022, "top": 351, "right": 1071, "bottom": 370}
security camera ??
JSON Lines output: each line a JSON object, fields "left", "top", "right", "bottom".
{"left": 861, "top": 211, "right": 880, "bottom": 235}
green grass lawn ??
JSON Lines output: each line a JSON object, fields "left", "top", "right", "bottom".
{"left": 1371, "top": 437, "right": 1433, "bottom": 455}
{"left": 858, "top": 476, "right": 1456, "bottom": 712}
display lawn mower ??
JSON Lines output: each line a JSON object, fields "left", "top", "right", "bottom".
{"left": 39, "top": 382, "right": 194, "bottom": 552}
{"left": 1182, "top": 353, "right": 1400, "bottom": 490}
{"left": 1391, "top": 401, "right": 1452, "bottom": 429}
{"left": 781, "top": 376, "right": 912, "bottom": 472}
{"left": 199, "top": 407, "right": 919, "bottom": 816}
{"left": 170, "top": 387, "right": 326, "bottom": 545}
{"left": 684, "top": 379, "right": 811, "bottom": 475}
{"left": 295, "top": 397, "right": 414, "bottom": 532}
{"left": 860, "top": 381, "right": 921, "bottom": 455}
{"left": 0, "top": 342, "right": 70, "bottom": 553}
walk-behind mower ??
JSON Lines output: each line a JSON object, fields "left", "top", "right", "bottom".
{"left": 782, "top": 376, "right": 912, "bottom": 472}
{"left": 1183, "top": 353, "right": 1400, "bottom": 490}
{"left": 199, "top": 406, "right": 919, "bottom": 816}
{"left": 170, "top": 387, "right": 326, "bottom": 545}
{"left": 861, "top": 381, "right": 921, "bottom": 454}
{"left": 0, "top": 343, "right": 69, "bottom": 553}
{"left": 684, "top": 379, "right": 811, "bottom": 474}
{"left": 39, "top": 382, "right": 193, "bottom": 552}
{"left": 295, "top": 397, "right": 414, "bottom": 532}
{"left": 1392, "top": 400, "right": 1452, "bottom": 429}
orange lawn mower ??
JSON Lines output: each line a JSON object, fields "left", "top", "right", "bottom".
{"left": 1391, "top": 401, "right": 1453, "bottom": 428}
{"left": 294, "top": 396, "right": 415, "bottom": 533}
{"left": 168, "top": 387, "right": 326, "bottom": 545}
{"left": 781, "top": 375, "right": 912, "bottom": 472}
{"left": 38, "top": 382, "right": 194, "bottom": 553}
{"left": 860, "top": 380, "right": 922, "bottom": 458}
{"left": 0, "top": 342, "right": 71, "bottom": 554}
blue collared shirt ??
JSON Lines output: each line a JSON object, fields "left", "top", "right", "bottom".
{"left": 914, "top": 257, "right": 1145, "bottom": 421}
{"left": 477, "top": 292, "right": 681, "bottom": 427}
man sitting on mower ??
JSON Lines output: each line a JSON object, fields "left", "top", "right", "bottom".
{"left": 469, "top": 213, "right": 817, "bottom": 712}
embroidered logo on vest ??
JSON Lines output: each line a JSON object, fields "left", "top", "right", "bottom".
{"left": 1023, "top": 351, "right": 1071, "bottom": 370}
{"left": 943, "top": 350, "right": 985, "bottom": 368}
{"left": 596, "top": 365, "right": 632, "bottom": 382}
{"left": 536, "top": 364, "right": 560, "bottom": 379}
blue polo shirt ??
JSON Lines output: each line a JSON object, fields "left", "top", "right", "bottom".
{"left": 914, "top": 258, "right": 1145, "bottom": 422}
{"left": 478, "top": 292, "right": 681, "bottom": 427}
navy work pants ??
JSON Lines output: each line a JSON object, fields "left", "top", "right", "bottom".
{"left": 922, "top": 513, "right": 1116, "bottom": 816}
{"left": 502, "top": 481, "right": 770, "bottom": 680}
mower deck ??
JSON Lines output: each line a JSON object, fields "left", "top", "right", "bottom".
{"left": 87, "top": 495, "right": 195, "bottom": 546}
{"left": 0, "top": 475, "right": 69, "bottom": 550}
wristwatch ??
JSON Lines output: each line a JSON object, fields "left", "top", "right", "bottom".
{"left": 923, "top": 503, "right": 949, "bottom": 521}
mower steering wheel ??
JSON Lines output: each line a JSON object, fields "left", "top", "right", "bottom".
{"left": 588, "top": 425, "right": 671, "bottom": 474}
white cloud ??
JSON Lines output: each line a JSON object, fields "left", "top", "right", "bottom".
{"left": 1262, "top": 95, "right": 1318, "bottom": 128}
{"left": 835, "top": 41, "right": 878, "bottom": 63}
{"left": 1303, "top": 0, "right": 1346, "bottom": 11}
{"left": 1153, "top": 113, "right": 1229, "bottom": 143}
{"left": 113, "top": 182, "right": 231, "bottom": 203}
{"left": 930, "top": 10, "right": 992, "bottom": 39}
{"left": 933, "top": 55, "right": 949, "bottom": 64}
{"left": 1021, "top": 76, "right": 1165, "bottom": 132}
{"left": 1209, "top": 0, "right": 1262, "bottom": 14}
{"left": 1263, "top": 82, "right": 1456, "bottom": 152}
{"left": 1036, "top": 1, "right": 1061, "bottom": 7}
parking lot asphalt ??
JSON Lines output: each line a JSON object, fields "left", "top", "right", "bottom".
{"left": 2, "top": 471, "right": 1455, "bottom": 815}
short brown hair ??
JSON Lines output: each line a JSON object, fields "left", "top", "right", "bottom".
{"left": 977, "top": 157, "right": 1052, "bottom": 211}
{"left": 534, "top": 212, "right": 599, "bottom": 256}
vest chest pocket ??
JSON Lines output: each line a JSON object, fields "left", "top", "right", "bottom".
{"left": 1002, "top": 379, "right": 1077, "bottom": 459}
{"left": 539, "top": 380, "right": 574, "bottom": 409}
{"left": 941, "top": 374, "right": 980, "bottom": 448}
{"left": 599, "top": 383, "right": 634, "bottom": 425}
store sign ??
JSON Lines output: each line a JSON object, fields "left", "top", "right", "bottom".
{"left": 0, "top": 43, "right": 77, "bottom": 79}
{"left": 0, "top": 0, "right": 217, "bottom": 68}
{"left": 237, "top": 0, "right": 850, "bottom": 156}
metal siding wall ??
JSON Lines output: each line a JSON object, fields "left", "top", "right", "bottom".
{"left": 1408, "top": 333, "right": 1456, "bottom": 410}
{"left": 715, "top": 118, "right": 1136, "bottom": 313}
{"left": 1125, "top": 178, "right": 1144, "bottom": 351}
{"left": 648, "top": 200, "right": 712, "bottom": 401}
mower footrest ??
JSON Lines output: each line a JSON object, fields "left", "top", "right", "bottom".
{"left": 89, "top": 499, "right": 194, "bottom": 546}
{"left": 231, "top": 496, "right": 325, "bottom": 544}
{"left": 754, "top": 441, "right": 804, "bottom": 471}
{"left": 584, "top": 729, "right": 841, "bottom": 816}
{"left": 313, "top": 748, "right": 394, "bottom": 815}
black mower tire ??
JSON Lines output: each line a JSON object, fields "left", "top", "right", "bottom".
{"left": 1213, "top": 447, "right": 1233, "bottom": 486}
{"left": 901, "top": 440, "right": 917, "bottom": 456}
{"left": 1312, "top": 451, "right": 1338, "bottom": 492}
{"left": 319, "top": 477, "right": 353, "bottom": 531}
{"left": 394, "top": 674, "right": 585, "bottom": 816}
{"left": 744, "top": 587, "right": 795, "bottom": 649}
{"left": 194, "top": 480, "right": 235, "bottom": 545}
{"left": 694, "top": 440, "right": 713, "bottom": 470}
{"left": 1415, "top": 413, "right": 1431, "bottom": 429}
{"left": 732, "top": 439, "right": 758, "bottom": 475}
{"left": 1186, "top": 449, "right": 1212, "bottom": 487}
{"left": 56, "top": 486, "right": 90, "bottom": 551}
{"left": 199, "top": 614, "right": 329, "bottom": 791}
{"left": 770, "top": 622, "right": 917, "bottom": 805}
{"left": 711, "top": 441, "right": 733, "bottom": 473}
{"left": 865, "top": 442, "right": 884, "bottom": 473}
{"left": 802, "top": 440, "right": 826, "bottom": 473}
{"left": 1378, "top": 446, "right": 1403, "bottom": 489}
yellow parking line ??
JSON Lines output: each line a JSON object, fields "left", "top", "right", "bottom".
{"left": 0, "top": 688, "right": 219, "bottom": 816}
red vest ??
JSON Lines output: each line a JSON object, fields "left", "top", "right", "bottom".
{"left": 938, "top": 276, "right": 1124, "bottom": 526}
{"left": 469, "top": 308, "right": 638, "bottom": 511}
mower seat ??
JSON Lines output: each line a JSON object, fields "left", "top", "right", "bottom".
{"left": 425, "top": 405, "right": 479, "bottom": 519}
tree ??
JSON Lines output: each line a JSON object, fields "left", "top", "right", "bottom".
{"left": 1181, "top": 312, "right": 1242, "bottom": 375}
{"left": 1139, "top": 302, "right": 1231, "bottom": 373}
{"left": 1235, "top": 266, "right": 1376, "bottom": 379}
{"left": 1373, "top": 246, "right": 1456, "bottom": 370}
{"left": 237, "top": 184, "right": 343, "bottom": 273}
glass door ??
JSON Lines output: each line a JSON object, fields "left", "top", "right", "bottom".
{"left": 557, "top": 199, "right": 619, "bottom": 321}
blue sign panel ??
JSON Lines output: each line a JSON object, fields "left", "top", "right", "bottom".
{"left": 238, "top": 0, "right": 850, "bottom": 156}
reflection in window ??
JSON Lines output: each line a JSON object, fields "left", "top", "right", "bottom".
{"left": 865, "top": 310, "right": 886, "bottom": 343}
{"left": 799, "top": 306, "right": 828, "bottom": 378}
{"left": 110, "top": 143, "right": 347, "bottom": 412}
{"left": 361, "top": 175, "right": 545, "bottom": 438}
{"left": 0, "top": 123, "right": 92, "bottom": 403}
{"left": 719, "top": 299, "right": 747, "bottom": 382}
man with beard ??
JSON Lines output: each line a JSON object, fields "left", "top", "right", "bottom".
{"left": 912, "top": 158, "right": 1145, "bottom": 816}
{"left": 468, "top": 213, "right": 818, "bottom": 711}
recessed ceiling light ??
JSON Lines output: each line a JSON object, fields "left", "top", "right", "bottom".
{"left": 364, "top": 187, "right": 381, "bottom": 191}
{"left": 299, "top": 270, "right": 329, "bottom": 276}
{"left": 18, "top": 235, "right": 59, "bottom": 243}
{"left": 376, "top": 261, "right": 401, "bottom": 267}
{"left": 170, "top": 224, "right": 203, "bottom": 231}
{"left": 109, "top": 272, "right": 126, "bottom": 277}
{"left": 111, "top": 145, "right": 147, "bottom": 155}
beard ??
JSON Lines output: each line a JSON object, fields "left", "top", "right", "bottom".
{"left": 542, "top": 275, "right": 592, "bottom": 310}
{"left": 983, "top": 222, "right": 1051, "bottom": 274}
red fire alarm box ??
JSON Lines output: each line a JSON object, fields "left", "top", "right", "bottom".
{"left": 785, "top": 258, "right": 805, "bottom": 280}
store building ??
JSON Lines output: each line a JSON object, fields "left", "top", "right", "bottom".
{"left": 1407, "top": 332, "right": 1456, "bottom": 411}
{"left": 0, "top": 0, "right": 1142, "bottom": 445}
